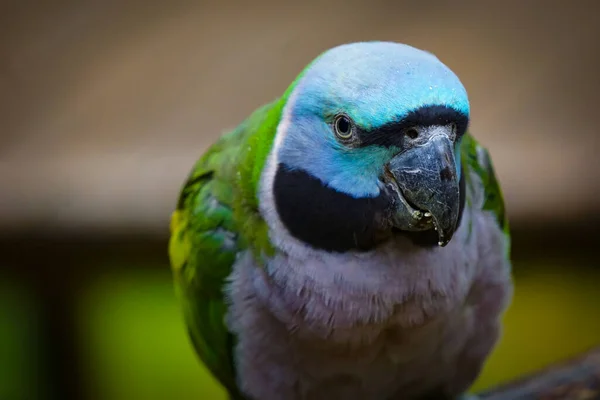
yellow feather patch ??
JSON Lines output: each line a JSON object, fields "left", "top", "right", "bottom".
{"left": 169, "top": 210, "right": 191, "bottom": 274}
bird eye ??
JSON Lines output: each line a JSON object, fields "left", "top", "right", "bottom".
{"left": 334, "top": 115, "right": 354, "bottom": 139}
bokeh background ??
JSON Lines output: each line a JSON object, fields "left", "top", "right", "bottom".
{"left": 1, "top": 1, "right": 599, "bottom": 399}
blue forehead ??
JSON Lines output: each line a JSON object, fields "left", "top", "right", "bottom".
{"left": 295, "top": 42, "right": 469, "bottom": 129}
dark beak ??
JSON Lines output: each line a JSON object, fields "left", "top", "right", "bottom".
{"left": 387, "top": 134, "right": 460, "bottom": 246}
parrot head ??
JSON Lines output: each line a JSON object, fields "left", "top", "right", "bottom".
{"left": 261, "top": 41, "right": 470, "bottom": 253}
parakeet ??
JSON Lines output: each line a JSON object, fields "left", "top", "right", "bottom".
{"left": 169, "top": 41, "right": 512, "bottom": 400}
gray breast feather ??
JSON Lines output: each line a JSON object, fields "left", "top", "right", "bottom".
{"left": 225, "top": 209, "right": 512, "bottom": 400}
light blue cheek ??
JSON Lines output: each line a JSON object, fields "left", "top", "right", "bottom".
{"left": 278, "top": 124, "right": 394, "bottom": 198}
{"left": 323, "top": 146, "right": 396, "bottom": 198}
{"left": 279, "top": 113, "right": 396, "bottom": 199}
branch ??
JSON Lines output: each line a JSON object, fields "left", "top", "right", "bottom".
{"left": 479, "top": 348, "right": 600, "bottom": 399}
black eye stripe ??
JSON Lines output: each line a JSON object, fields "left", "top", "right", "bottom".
{"left": 355, "top": 105, "right": 469, "bottom": 148}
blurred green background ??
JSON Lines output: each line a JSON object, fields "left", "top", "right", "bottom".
{"left": 1, "top": 1, "right": 599, "bottom": 399}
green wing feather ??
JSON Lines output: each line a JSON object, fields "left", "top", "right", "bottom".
{"left": 461, "top": 132, "right": 511, "bottom": 257}
{"left": 169, "top": 128, "right": 243, "bottom": 396}
{"left": 168, "top": 99, "right": 287, "bottom": 398}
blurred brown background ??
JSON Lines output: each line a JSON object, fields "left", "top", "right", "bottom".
{"left": 1, "top": 1, "right": 599, "bottom": 400}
